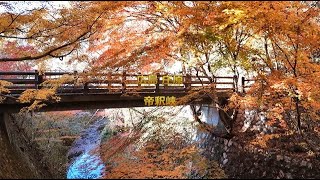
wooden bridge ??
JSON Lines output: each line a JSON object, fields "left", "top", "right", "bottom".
{"left": 0, "top": 71, "right": 253, "bottom": 112}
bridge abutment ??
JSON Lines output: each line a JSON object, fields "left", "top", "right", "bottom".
{"left": 0, "top": 112, "right": 52, "bottom": 178}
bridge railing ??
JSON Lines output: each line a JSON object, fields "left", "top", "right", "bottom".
{"left": 0, "top": 71, "right": 245, "bottom": 95}
{"left": 241, "top": 76, "right": 255, "bottom": 93}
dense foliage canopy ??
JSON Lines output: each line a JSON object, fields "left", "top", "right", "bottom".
{"left": 0, "top": 1, "right": 319, "bottom": 138}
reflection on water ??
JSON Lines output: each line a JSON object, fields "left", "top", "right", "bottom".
{"left": 67, "top": 118, "right": 106, "bottom": 179}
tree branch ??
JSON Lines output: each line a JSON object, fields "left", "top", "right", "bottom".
{"left": 0, "top": 31, "right": 89, "bottom": 62}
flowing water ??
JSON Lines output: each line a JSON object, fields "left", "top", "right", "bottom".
{"left": 65, "top": 106, "right": 222, "bottom": 179}
{"left": 66, "top": 117, "right": 106, "bottom": 179}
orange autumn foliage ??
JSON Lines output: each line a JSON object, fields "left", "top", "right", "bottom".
{"left": 100, "top": 131, "right": 225, "bottom": 179}
{"left": 0, "top": 1, "right": 319, "bottom": 135}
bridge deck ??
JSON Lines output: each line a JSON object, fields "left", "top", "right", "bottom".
{"left": 0, "top": 71, "right": 253, "bottom": 112}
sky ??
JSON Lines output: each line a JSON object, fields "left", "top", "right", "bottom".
{"left": 0, "top": 1, "right": 237, "bottom": 76}
{"left": 0, "top": 2, "right": 208, "bottom": 75}
{"left": 0, "top": 1, "right": 71, "bottom": 13}
{"left": 0, "top": 1, "right": 79, "bottom": 71}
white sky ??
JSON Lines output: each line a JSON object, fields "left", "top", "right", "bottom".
{"left": 1, "top": 1, "right": 237, "bottom": 76}
{"left": 0, "top": 1, "right": 71, "bottom": 13}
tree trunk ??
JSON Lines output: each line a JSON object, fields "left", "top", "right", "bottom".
{"left": 294, "top": 96, "right": 302, "bottom": 134}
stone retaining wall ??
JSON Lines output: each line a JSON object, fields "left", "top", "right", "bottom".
{"left": 200, "top": 110, "right": 320, "bottom": 179}
{"left": 0, "top": 113, "right": 52, "bottom": 178}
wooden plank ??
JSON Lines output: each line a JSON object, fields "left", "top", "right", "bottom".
{"left": 214, "top": 76, "right": 235, "bottom": 79}
{"left": 44, "top": 72, "right": 73, "bottom": 75}
{"left": 189, "top": 81, "right": 211, "bottom": 84}
{"left": 6, "top": 86, "right": 36, "bottom": 89}
{"left": 87, "top": 79, "right": 122, "bottom": 84}
{"left": 0, "top": 79, "right": 36, "bottom": 84}
{"left": 215, "top": 88, "right": 235, "bottom": 90}
{"left": 214, "top": 82, "right": 234, "bottom": 85}
{"left": 0, "top": 71, "right": 36, "bottom": 75}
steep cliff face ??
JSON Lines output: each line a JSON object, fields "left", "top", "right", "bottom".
{"left": 0, "top": 113, "right": 52, "bottom": 179}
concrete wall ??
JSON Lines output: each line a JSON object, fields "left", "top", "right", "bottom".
{"left": 0, "top": 113, "right": 52, "bottom": 179}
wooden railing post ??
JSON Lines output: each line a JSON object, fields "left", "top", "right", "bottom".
{"left": 163, "top": 73, "right": 168, "bottom": 90}
{"left": 137, "top": 72, "right": 141, "bottom": 90}
{"left": 212, "top": 75, "right": 216, "bottom": 89}
{"left": 241, "top": 76, "right": 245, "bottom": 93}
{"left": 35, "top": 70, "right": 43, "bottom": 89}
{"left": 84, "top": 82, "right": 89, "bottom": 94}
{"left": 184, "top": 74, "right": 191, "bottom": 92}
{"left": 107, "top": 72, "right": 112, "bottom": 92}
{"left": 73, "top": 70, "right": 77, "bottom": 79}
{"left": 39, "top": 73, "right": 43, "bottom": 89}
{"left": 35, "top": 70, "right": 39, "bottom": 89}
{"left": 122, "top": 71, "right": 126, "bottom": 93}
{"left": 156, "top": 73, "right": 160, "bottom": 93}
{"left": 73, "top": 71, "right": 77, "bottom": 87}
{"left": 233, "top": 75, "right": 238, "bottom": 92}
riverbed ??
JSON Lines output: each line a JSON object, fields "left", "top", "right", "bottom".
{"left": 66, "top": 117, "right": 106, "bottom": 179}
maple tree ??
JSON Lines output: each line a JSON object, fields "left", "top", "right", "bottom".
{"left": 0, "top": 2, "right": 319, "bottom": 179}
{"left": 227, "top": 2, "right": 320, "bottom": 134}
{"left": 100, "top": 114, "right": 225, "bottom": 179}
{"left": 0, "top": 1, "right": 319, "bottom": 143}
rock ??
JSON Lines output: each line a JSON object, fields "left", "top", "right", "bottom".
{"left": 284, "top": 156, "right": 291, "bottom": 163}
{"left": 224, "top": 146, "right": 228, "bottom": 151}
{"left": 286, "top": 173, "right": 293, "bottom": 179}
{"left": 224, "top": 140, "right": 228, "bottom": 146}
{"left": 292, "top": 159, "right": 298, "bottom": 165}
{"left": 223, "top": 152, "right": 227, "bottom": 159}
{"left": 67, "top": 150, "right": 83, "bottom": 160}
{"left": 223, "top": 159, "right": 228, "bottom": 165}
{"left": 262, "top": 171, "right": 266, "bottom": 177}
{"left": 97, "top": 126, "right": 105, "bottom": 131}
{"left": 240, "top": 163, "right": 244, "bottom": 168}
{"left": 276, "top": 155, "right": 283, "bottom": 161}
{"left": 307, "top": 163, "right": 312, "bottom": 169}
{"left": 228, "top": 140, "right": 233, "bottom": 147}
{"left": 233, "top": 142, "right": 237, "bottom": 147}
{"left": 301, "top": 160, "right": 307, "bottom": 166}
{"left": 279, "top": 170, "right": 284, "bottom": 178}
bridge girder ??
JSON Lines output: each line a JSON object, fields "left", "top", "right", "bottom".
{"left": 0, "top": 92, "right": 232, "bottom": 112}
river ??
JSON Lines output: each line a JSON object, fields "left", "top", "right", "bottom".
{"left": 65, "top": 105, "right": 223, "bottom": 179}
{"left": 66, "top": 117, "right": 106, "bottom": 179}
